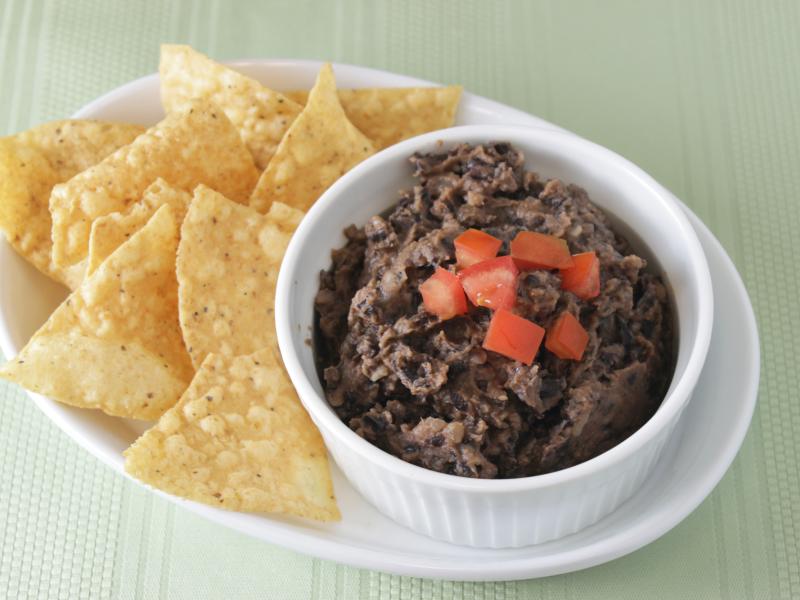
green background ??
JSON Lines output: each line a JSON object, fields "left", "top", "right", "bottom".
{"left": 1, "top": 1, "right": 796, "bottom": 598}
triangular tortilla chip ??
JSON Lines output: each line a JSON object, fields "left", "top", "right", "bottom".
{"left": 249, "top": 64, "right": 375, "bottom": 213}
{"left": 50, "top": 100, "right": 259, "bottom": 269}
{"left": 87, "top": 179, "right": 191, "bottom": 276}
{"left": 0, "top": 205, "right": 194, "bottom": 420}
{"left": 11, "top": 120, "right": 146, "bottom": 180}
{"left": 0, "top": 120, "right": 144, "bottom": 288}
{"left": 160, "top": 44, "right": 303, "bottom": 170}
{"left": 178, "top": 185, "right": 303, "bottom": 368}
{"left": 124, "top": 347, "right": 340, "bottom": 521}
{"left": 285, "top": 86, "right": 462, "bottom": 149}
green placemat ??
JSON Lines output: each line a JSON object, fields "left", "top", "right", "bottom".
{"left": 1, "top": 1, "right": 796, "bottom": 598}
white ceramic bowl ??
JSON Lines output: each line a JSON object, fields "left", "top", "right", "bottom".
{"left": 287, "top": 124, "right": 714, "bottom": 548}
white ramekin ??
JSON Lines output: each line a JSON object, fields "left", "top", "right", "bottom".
{"left": 275, "top": 125, "right": 713, "bottom": 548}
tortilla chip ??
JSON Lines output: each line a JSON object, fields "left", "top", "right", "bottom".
{"left": 249, "top": 64, "right": 375, "bottom": 213}
{"left": 50, "top": 100, "right": 259, "bottom": 269}
{"left": 178, "top": 185, "right": 303, "bottom": 368}
{"left": 0, "top": 120, "right": 144, "bottom": 288}
{"left": 124, "top": 347, "right": 339, "bottom": 520}
{"left": 87, "top": 179, "right": 191, "bottom": 275}
{"left": 160, "top": 44, "right": 303, "bottom": 170}
{"left": 14, "top": 120, "right": 147, "bottom": 181}
{"left": 0, "top": 205, "right": 194, "bottom": 420}
{"left": 285, "top": 86, "right": 462, "bottom": 149}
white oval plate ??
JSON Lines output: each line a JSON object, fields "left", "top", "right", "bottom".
{"left": 0, "top": 61, "right": 759, "bottom": 581}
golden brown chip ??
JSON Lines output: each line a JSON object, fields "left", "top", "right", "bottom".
{"left": 285, "top": 86, "right": 462, "bottom": 149}
{"left": 124, "top": 347, "right": 340, "bottom": 521}
{"left": 178, "top": 185, "right": 303, "bottom": 368}
{"left": 160, "top": 44, "right": 303, "bottom": 170}
{"left": 0, "top": 205, "right": 194, "bottom": 420}
{"left": 14, "top": 120, "right": 147, "bottom": 180}
{"left": 87, "top": 179, "right": 191, "bottom": 276}
{"left": 249, "top": 64, "right": 375, "bottom": 213}
{"left": 0, "top": 121, "right": 144, "bottom": 288}
{"left": 50, "top": 100, "right": 259, "bottom": 269}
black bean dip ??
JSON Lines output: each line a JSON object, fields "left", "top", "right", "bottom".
{"left": 314, "top": 142, "right": 673, "bottom": 478}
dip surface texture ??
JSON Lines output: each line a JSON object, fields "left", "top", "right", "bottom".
{"left": 314, "top": 143, "right": 673, "bottom": 478}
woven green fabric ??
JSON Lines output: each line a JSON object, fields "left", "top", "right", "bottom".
{"left": 0, "top": 0, "right": 796, "bottom": 597}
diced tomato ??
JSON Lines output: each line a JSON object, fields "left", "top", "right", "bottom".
{"left": 560, "top": 252, "right": 600, "bottom": 299}
{"left": 454, "top": 228, "right": 502, "bottom": 268}
{"left": 510, "top": 231, "right": 574, "bottom": 270}
{"left": 483, "top": 309, "right": 545, "bottom": 365}
{"left": 420, "top": 267, "right": 468, "bottom": 319}
{"left": 458, "top": 256, "right": 519, "bottom": 310}
{"left": 545, "top": 311, "right": 590, "bottom": 360}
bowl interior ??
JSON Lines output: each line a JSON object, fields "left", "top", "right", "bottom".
{"left": 280, "top": 125, "right": 709, "bottom": 476}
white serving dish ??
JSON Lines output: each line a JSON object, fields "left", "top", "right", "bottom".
{"left": 0, "top": 60, "right": 757, "bottom": 578}
{"left": 276, "top": 124, "right": 713, "bottom": 548}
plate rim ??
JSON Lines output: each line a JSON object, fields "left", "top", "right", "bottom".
{"left": 0, "top": 59, "right": 760, "bottom": 581}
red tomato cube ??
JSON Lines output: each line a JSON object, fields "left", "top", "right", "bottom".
{"left": 420, "top": 267, "right": 468, "bottom": 319}
{"left": 483, "top": 309, "right": 545, "bottom": 365}
{"left": 560, "top": 252, "right": 600, "bottom": 299}
{"left": 454, "top": 228, "right": 503, "bottom": 268}
{"left": 545, "top": 311, "right": 590, "bottom": 360}
{"left": 458, "top": 255, "right": 519, "bottom": 310}
{"left": 510, "top": 231, "right": 574, "bottom": 270}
